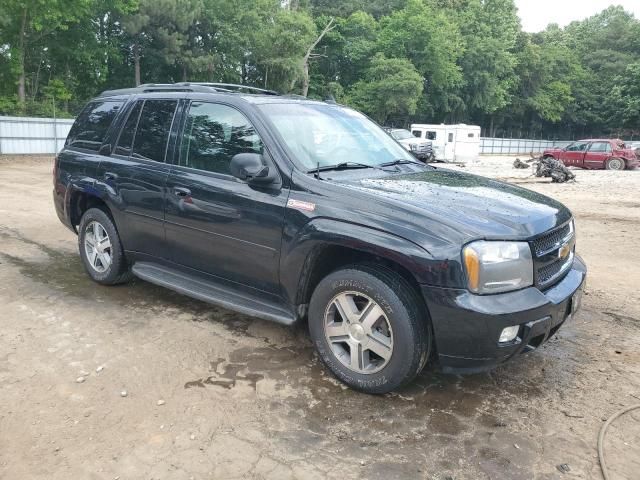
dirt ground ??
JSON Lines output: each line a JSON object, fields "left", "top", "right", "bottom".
{"left": 0, "top": 155, "right": 639, "bottom": 480}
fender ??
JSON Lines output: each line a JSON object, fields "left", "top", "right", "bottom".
{"left": 280, "top": 218, "right": 452, "bottom": 307}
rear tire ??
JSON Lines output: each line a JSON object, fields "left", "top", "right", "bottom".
{"left": 606, "top": 157, "right": 626, "bottom": 171}
{"left": 78, "top": 208, "right": 132, "bottom": 285}
{"left": 308, "top": 265, "right": 430, "bottom": 394}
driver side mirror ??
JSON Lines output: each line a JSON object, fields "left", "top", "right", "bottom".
{"left": 230, "top": 153, "right": 277, "bottom": 185}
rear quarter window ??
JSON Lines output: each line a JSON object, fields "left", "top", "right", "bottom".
{"left": 66, "top": 100, "right": 123, "bottom": 151}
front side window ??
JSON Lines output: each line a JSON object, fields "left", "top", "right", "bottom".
{"left": 412, "top": 130, "right": 422, "bottom": 138}
{"left": 180, "top": 102, "right": 263, "bottom": 174}
{"left": 589, "top": 142, "right": 611, "bottom": 153}
{"left": 66, "top": 100, "right": 123, "bottom": 151}
{"left": 426, "top": 131, "right": 437, "bottom": 140}
{"left": 566, "top": 142, "right": 588, "bottom": 152}
{"left": 257, "top": 103, "right": 414, "bottom": 170}
{"left": 131, "top": 100, "right": 178, "bottom": 162}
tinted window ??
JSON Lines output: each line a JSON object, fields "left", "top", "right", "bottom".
{"left": 66, "top": 101, "right": 123, "bottom": 151}
{"left": 114, "top": 101, "right": 143, "bottom": 156}
{"left": 448, "top": 133, "right": 454, "bottom": 142}
{"left": 180, "top": 102, "right": 263, "bottom": 174}
{"left": 426, "top": 131, "right": 437, "bottom": 140}
{"left": 589, "top": 142, "right": 611, "bottom": 153}
{"left": 131, "top": 100, "right": 178, "bottom": 162}
{"left": 412, "top": 130, "right": 422, "bottom": 138}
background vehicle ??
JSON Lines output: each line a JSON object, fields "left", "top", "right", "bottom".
{"left": 54, "top": 83, "right": 586, "bottom": 394}
{"left": 543, "top": 139, "right": 639, "bottom": 170}
{"left": 386, "top": 128, "right": 434, "bottom": 161}
{"left": 410, "top": 124, "right": 480, "bottom": 163}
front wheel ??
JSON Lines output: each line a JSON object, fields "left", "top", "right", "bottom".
{"left": 308, "top": 265, "right": 431, "bottom": 394}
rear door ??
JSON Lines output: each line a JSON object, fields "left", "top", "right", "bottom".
{"left": 164, "top": 101, "right": 288, "bottom": 294}
{"left": 583, "top": 141, "right": 611, "bottom": 169}
{"left": 97, "top": 98, "right": 179, "bottom": 258}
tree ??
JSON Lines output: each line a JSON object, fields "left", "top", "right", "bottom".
{"left": 346, "top": 53, "right": 423, "bottom": 124}
{"left": 377, "top": 0, "right": 463, "bottom": 119}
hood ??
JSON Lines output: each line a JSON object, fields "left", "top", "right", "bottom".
{"left": 333, "top": 168, "right": 571, "bottom": 241}
{"left": 398, "top": 138, "right": 429, "bottom": 147}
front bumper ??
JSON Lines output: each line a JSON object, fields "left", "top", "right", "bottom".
{"left": 422, "top": 255, "right": 587, "bottom": 373}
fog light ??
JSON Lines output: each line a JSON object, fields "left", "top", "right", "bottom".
{"left": 499, "top": 325, "right": 520, "bottom": 343}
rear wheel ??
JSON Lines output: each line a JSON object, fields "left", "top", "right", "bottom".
{"left": 606, "top": 157, "right": 626, "bottom": 171}
{"left": 78, "top": 208, "right": 132, "bottom": 285}
{"left": 308, "top": 265, "right": 430, "bottom": 394}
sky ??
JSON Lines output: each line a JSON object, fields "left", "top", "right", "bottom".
{"left": 515, "top": 0, "right": 640, "bottom": 32}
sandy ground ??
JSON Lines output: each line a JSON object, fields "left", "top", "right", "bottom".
{"left": 0, "top": 155, "right": 639, "bottom": 480}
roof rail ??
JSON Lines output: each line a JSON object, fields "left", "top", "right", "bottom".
{"left": 177, "top": 82, "right": 280, "bottom": 95}
{"left": 98, "top": 82, "right": 279, "bottom": 97}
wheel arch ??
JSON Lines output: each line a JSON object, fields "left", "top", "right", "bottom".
{"left": 280, "top": 219, "right": 434, "bottom": 318}
{"left": 68, "top": 188, "right": 114, "bottom": 232}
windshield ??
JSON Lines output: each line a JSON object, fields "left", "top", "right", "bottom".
{"left": 258, "top": 103, "right": 415, "bottom": 170}
{"left": 391, "top": 129, "right": 414, "bottom": 140}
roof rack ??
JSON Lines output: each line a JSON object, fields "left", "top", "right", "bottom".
{"left": 98, "top": 82, "right": 280, "bottom": 97}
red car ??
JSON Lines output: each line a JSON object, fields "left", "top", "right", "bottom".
{"left": 543, "top": 139, "right": 639, "bottom": 171}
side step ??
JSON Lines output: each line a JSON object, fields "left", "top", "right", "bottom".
{"left": 131, "top": 262, "right": 296, "bottom": 325}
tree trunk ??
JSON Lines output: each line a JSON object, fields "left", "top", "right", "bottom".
{"left": 133, "top": 43, "right": 141, "bottom": 86}
{"left": 18, "top": 8, "right": 28, "bottom": 104}
{"left": 300, "top": 18, "right": 335, "bottom": 97}
{"left": 301, "top": 62, "right": 310, "bottom": 98}
{"left": 182, "top": 64, "right": 187, "bottom": 82}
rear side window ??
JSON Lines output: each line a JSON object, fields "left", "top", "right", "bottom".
{"left": 131, "top": 100, "right": 178, "bottom": 162}
{"left": 180, "top": 102, "right": 263, "bottom": 174}
{"left": 66, "top": 100, "right": 123, "bottom": 151}
{"left": 589, "top": 142, "right": 611, "bottom": 153}
{"left": 114, "top": 101, "right": 143, "bottom": 156}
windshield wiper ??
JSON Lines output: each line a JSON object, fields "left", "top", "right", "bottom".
{"left": 307, "top": 162, "right": 385, "bottom": 173}
{"left": 379, "top": 158, "right": 423, "bottom": 167}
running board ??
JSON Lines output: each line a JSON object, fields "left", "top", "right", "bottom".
{"left": 131, "top": 262, "right": 296, "bottom": 325}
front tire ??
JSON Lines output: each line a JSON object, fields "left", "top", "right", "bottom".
{"left": 78, "top": 208, "right": 132, "bottom": 285}
{"left": 308, "top": 265, "right": 430, "bottom": 394}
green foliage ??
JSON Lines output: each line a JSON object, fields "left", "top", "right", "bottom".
{"left": 346, "top": 54, "right": 423, "bottom": 124}
{"left": 0, "top": 0, "right": 638, "bottom": 138}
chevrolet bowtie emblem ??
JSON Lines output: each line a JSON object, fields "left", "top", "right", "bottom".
{"left": 559, "top": 243, "right": 571, "bottom": 260}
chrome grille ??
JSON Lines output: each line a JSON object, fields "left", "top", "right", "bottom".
{"left": 531, "top": 221, "right": 575, "bottom": 289}
{"left": 536, "top": 252, "right": 574, "bottom": 287}
{"left": 532, "top": 222, "right": 572, "bottom": 257}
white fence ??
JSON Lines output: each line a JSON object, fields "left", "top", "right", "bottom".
{"left": 0, "top": 116, "right": 74, "bottom": 154}
{"left": 480, "top": 137, "right": 572, "bottom": 155}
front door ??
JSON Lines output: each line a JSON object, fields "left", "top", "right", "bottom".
{"left": 97, "top": 98, "right": 179, "bottom": 258}
{"left": 561, "top": 141, "right": 588, "bottom": 166}
{"left": 165, "top": 101, "right": 288, "bottom": 294}
{"left": 583, "top": 141, "right": 611, "bottom": 169}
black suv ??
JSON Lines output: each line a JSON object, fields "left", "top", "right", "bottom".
{"left": 54, "top": 83, "right": 586, "bottom": 393}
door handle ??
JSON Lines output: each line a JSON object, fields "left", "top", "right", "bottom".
{"left": 173, "top": 187, "right": 191, "bottom": 197}
{"left": 104, "top": 172, "right": 118, "bottom": 181}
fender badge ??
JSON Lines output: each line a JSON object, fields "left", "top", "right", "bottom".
{"left": 287, "top": 199, "right": 316, "bottom": 212}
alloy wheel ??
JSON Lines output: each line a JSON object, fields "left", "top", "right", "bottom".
{"left": 84, "top": 221, "right": 112, "bottom": 273}
{"left": 323, "top": 291, "right": 393, "bottom": 374}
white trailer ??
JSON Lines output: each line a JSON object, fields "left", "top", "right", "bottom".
{"left": 410, "top": 123, "right": 481, "bottom": 163}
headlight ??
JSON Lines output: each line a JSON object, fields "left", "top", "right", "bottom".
{"left": 462, "top": 241, "right": 533, "bottom": 294}
{"left": 410, "top": 144, "right": 417, "bottom": 151}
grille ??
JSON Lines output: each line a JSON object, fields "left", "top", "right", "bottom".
{"left": 532, "top": 222, "right": 572, "bottom": 257}
{"left": 536, "top": 252, "right": 574, "bottom": 287}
